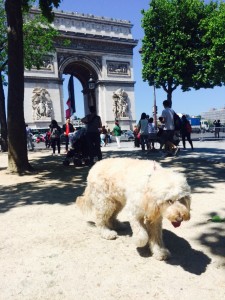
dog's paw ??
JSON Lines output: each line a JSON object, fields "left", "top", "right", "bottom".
{"left": 152, "top": 248, "right": 171, "bottom": 261}
{"left": 134, "top": 231, "right": 149, "bottom": 247}
{"left": 100, "top": 229, "right": 117, "bottom": 240}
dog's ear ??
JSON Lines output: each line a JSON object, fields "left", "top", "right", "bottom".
{"left": 141, "top": 191, "right": 161, "bottom": 221}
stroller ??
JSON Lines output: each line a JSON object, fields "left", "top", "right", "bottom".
{"left": 63, "top": 128, "right": 90, "bottom": 166}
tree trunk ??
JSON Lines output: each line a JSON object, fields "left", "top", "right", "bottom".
{"left": 0, "top": 71, "right": 8, "bottom": 151}
{"left": 5, "top": 0, "right": 32, "bottom": 173}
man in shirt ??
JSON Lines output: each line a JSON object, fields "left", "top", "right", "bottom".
{"left": 160, "top": 100, "right": 179, "bottom": 156}
{"left": 62, "top": 118, "right": 75, "bottom": 153}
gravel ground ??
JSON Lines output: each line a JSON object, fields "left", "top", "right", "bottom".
{"left": 0, "top": 140, "right": 225, "bottom": 300}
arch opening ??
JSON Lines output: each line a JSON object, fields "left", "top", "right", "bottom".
{"left": 61, "top": 60, "right": 99, "bottom": 122}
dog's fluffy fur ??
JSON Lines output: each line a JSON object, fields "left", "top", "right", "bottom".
{"left": 76, "top": 158, "right": 191, "bottom": 260}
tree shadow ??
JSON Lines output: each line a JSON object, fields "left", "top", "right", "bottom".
{"left": 0, "top": 145, "right": 224, "bottom": 214}
{"left": 195, "top": 210, "right": 225, "bottom": 259}
{"left": 137, "top": 230, "right": 211, "bottom": 275}
{"left": 0, "top": 155, "right": 89, "bottom": 213}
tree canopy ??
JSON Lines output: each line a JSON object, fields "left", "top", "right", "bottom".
{"left": 141, "top": 0, "right": 225, "bottom": 105}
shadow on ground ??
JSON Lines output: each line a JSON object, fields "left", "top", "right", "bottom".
{"left": 137, "top": 229, "right": 211, "bottom": 275}
{"left": 0, "top": 146, "right": 224, "bottom": 260}
{"left": 0, "top": 147, "right": 224, "bottom": 212}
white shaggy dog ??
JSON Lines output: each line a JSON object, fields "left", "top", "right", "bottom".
{"left": 76, "top": 158, "right": 191, "bottom": 260}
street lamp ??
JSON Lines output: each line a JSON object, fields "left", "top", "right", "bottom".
{"left": 88, "top": 75, "right": 96, "bottom": 107}
{"left": 88, "top": 75, "right": 95, "bottom": 90}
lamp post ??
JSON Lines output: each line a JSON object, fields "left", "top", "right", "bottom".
{"left": 88, "top": 75, "right": 96, "bottom": 107}
{"left": 153, "top": 83, "right": 157, "bottom": 129}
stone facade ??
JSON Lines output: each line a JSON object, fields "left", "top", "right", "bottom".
{"left": 24, "top": 8, "right": 138, "bottom": 130}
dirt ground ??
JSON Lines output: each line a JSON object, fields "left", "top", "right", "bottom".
{"left": 0, "top": 141, "right": 225, "bottom": 300}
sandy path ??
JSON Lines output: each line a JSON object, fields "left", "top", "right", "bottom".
{"left": 0, "top": 142, "right": 225, "bottom": 300}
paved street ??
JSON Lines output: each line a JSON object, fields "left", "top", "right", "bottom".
{"left": 33, "top": 138, "right": 225, "bottom": 162}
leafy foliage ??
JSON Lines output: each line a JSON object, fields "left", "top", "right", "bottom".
{"left": 23, "top": 15, "right": 58, "bottom": 70}
{"left": 141, "top": 0, "right": 225, "bottom": 101}
{"left": 0, "top": 0, "right": 8, "bottom": 75}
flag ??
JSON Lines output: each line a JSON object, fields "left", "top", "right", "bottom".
{"left": 66, "top": 75, "right": 75, "bottom": 118}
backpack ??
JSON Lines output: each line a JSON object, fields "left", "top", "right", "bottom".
{"left": 173, "top": 112, "right": 182, "bottom": 131}
{"left": 51, "top": 127, "right": 61, "bottom": 139}
{"left": 186, "top": 121, "right": 192, "bottom": 133}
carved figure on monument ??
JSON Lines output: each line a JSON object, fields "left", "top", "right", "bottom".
{"left": 32, "top": 87, "right": 53, "bottom": 120}
{"left": 112, "top": 88, "right": 128, "bottom": 118}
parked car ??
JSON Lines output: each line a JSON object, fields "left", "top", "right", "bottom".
{"left": 32, "top": 133, "right": 45, "bottom": 143}
{"left": 111, "top": 130, "right": 134, "bottom": 142}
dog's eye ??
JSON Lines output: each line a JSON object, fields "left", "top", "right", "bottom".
{"left": 167, "top": 200, "right": 174, "bottom": 205}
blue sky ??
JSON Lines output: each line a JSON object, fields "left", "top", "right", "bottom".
{"left": 59, "top": 0, "right": 225, "bottom": 120}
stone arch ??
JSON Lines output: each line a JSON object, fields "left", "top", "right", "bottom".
{"left": 24, "top": 8, "right": 138, "bottom": 130}
{"left": 58, "top": 55, "right": 101, "bottom": 114}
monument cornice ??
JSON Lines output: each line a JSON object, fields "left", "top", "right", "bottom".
{"left": 29, "top": 8, "right": 136, "bottom": 41}
{"left": 24, "top": 76, "right": 64, "bottom": 84}
{"left": 30, "top": 7, "right": 132, "bottom": 26}
{"left": 96, "top": 80, "right": 136, "bottom": 87}
{"left": 58, "top": 30, "right": 138, "bottom": 46}
{"left": 55, "top": 36, "right": 137, "bottom": 55}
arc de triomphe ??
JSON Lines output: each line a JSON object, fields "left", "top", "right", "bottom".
{"left": 24, "top": 8, "right": 138, "bottom": 130}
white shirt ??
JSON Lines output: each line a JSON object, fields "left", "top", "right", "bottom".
{"left": 161, "top": 108, "right": 174, "bottom": 130}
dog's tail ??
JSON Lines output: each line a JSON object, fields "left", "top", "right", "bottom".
{"left": 76, "top": 190, "right": 93, "bottom": 213}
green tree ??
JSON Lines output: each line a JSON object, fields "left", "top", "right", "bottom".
{"left": 0, "top": 0, "right": 58, "bottom": 152}
{"left": 4, "top": 0, "right": 61, "bottom": 173}
{"left": 141, "top": 0, "right": 207, "bottom": 106}
{"left": 196, "top": 1, "right": 225, "bottom": 88}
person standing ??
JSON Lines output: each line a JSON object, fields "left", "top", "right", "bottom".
{"left": 147, "top": 117, "right": 156, "bottom": 150}
{"left": 81, "top": 106, "right": 102, "bottom": 165}
{"left": 62, "top": 118, "right": 74, "bottom": 153}
{"left": 160, "top": 100, "right": 179, "bottom": 156}
{"left": 112, "top": 120, "right": 122, "bottom": 148}
{"left": 26, "top": 124, "right": 34, "bottom": 151}
{"left": 50, "top": 120, "right": 61, "bottom": 156}
{"left": 100, "top": 125, "right": 108, "bottom": 147}
{"left": 137, "top": 113, "right": 148, "bottom": 151}
{"left": 180, "top": 115, "right": 193, "bottom": 150}
{"left": 213, "top": 119, "right": 221, "bottom": 138}
{"left": 133, "top": 125, "right": 140, "bottom": 148}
